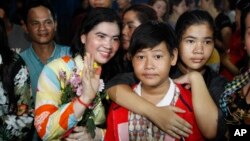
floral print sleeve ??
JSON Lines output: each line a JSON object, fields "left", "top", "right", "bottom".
{"left": 0, "top": 53, "right": 33, "bottom": 141}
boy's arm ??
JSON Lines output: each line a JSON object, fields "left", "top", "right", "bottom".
{"left": 107, "top": 83, "right": 193, "bottom": 139}
{"left": 175, "top": 72, "right": 218, "bottom": 139}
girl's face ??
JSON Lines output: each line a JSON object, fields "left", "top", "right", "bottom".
{"left": 132, "top": 42, "right": 178, "bottom": 87}
{"left": 245, "top": 13, "right": 250, "bottom": 56}
{"left": 179, "top": 24, "right": 214, "bottom": 72}
{"left": 152, "top": 0, "right": 167, "bottom": 19}
{"left": 122, "top": 10, "right": 141, "bottom": 50}
{"left": 81, "top": 22, "right": 120, "bottom": 65}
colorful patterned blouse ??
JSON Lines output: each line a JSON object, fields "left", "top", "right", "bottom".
{"left": 35, "top": 55, "right": 105, "bottom": 140}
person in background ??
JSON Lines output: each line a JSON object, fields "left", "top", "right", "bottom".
{"left": 116, "top": 0, "right": 132, "bottom": 17}
{"left": 222, "top": 0, "right": 236, "bottom": 26}
{"left": 220, "top": 0, "right": 247, "bottom": 80}
{"left": 120, "top": 4, "right": 158, "bottom": 72}
{"left": 0, "top": 3, "right": 30, "bottom": 53}
{"left": 70, "top": 0, "right": 113, "bottom": 44}
{"left": 199, "top": 0, "right": 233, "bottom": 73}
{"left": 148, "top": 0, "right": 169, "bottom": 22}
{"left": 105, "top": 21, "right": 217, "bottom": 141}
{"left": 20, "top": 0, "right": 71, "bottom": 99}
{"left": 168, "top": 0, "right": 187, "bottom": 29}
{"left": 220, "top": 2, "right": 250, "bottom": 140}
{"left": 0, "top": 18, "right": 33, "bottom": 141}
{"left": 34, "top": 7, "right": 122, "bottom": 141}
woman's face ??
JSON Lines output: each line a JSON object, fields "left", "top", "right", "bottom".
{"left": 152, "top": 0, "right": 167, "bottom": 19}
{"left": 81, "top": 22, "right": 120, "bottom": 65}
{"left": 117, "top": 0, "right": 131, "bottom": 10}
{"left": 178, "top": 23, "right": 214, "bottom": 72}
{"left": 245, "top": 13, "right": 250, "bottom": 56}
{"left": 122, "top": 10, "right": 141, "bottom": 50}
{"left": 173, "top": 0, "right": 187, "bottom": 15}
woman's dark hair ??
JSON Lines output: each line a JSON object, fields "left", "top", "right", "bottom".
{"left": 0, "top": 18, "right": 17, "bottom": 112}
{"left": 128, "top": 21, "right": 177, "bottom": 57}
{"left": 23, "top": 0, "right": 56, "bottom": 24}
{"left": 123, "top": 4, "right": 158, "bottom": 23}
{"left": 240, "top": 1, "right": 250, "bottom": 40}
{"left": 71, "top": 7, "right": 122, "bottom": 57}
{"left": 175, "top": 10, "right": 215, "bottom": 46}
{"left": 71, "top": 7, "right": 123, "bottom": 82}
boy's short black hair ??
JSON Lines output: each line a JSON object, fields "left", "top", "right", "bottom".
{"left": 128, "top": 21, "right": 177, "bottom": 57}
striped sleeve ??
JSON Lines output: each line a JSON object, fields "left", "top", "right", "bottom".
{"left": 34, "top": 56, "right": 79, "bottom": 140}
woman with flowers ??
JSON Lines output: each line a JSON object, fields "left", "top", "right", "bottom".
{"left": 34, "top": 8, "right": 122, "bottom": 141}
{"left": 0, "top": 18, "right": 33, "bottom": 140}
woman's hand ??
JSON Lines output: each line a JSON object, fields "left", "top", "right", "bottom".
{"left": 64, "top": 126, "right": 92, "bottom": 141}
{"left": 147, "top": 106, "right": 193, "bottom": 139}
{"left": 80, "top": 53, "right": 102, "bottom": 103}
{"left": 64, "top": 126, "right": 104, "bottom": 141}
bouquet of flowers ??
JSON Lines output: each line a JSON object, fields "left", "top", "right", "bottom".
{"left": 59, "top": 63, "right": 105, "bottom": 138}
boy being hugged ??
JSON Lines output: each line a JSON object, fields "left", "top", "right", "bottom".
{"left": 105, "top": 21, "right": 217, "bottom": 141}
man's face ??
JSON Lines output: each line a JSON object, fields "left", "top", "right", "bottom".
{"left": 25, "top": 6, "right": 57, "bottom": 45}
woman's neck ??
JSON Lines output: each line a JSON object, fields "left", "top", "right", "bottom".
{"left": 178, "top": 62, "right": 206, "bottom": 74}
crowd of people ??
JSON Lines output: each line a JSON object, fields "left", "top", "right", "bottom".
{"left": 0, "top": 0, "right": 250, "bottom": 141}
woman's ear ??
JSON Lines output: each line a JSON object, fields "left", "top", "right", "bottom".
{"left": 171, "top": 48, "right": 178, "bottom": 66}
{"left": 80, "top": 34, "right": 86, "bottom": 44}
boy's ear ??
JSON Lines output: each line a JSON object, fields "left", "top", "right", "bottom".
{"left": 171, "top": 48, "right": 178, "bottom": 66}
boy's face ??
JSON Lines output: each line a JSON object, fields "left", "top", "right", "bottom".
{"left": 25, "top": 6, "right": 57, "bottom": 45}
{"left": 132, "top": 42, "right": 178, "bottom": 87}
{"left": 179, "top": 24, "right": 214, "bottom": 72}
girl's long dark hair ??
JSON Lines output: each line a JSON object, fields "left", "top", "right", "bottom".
{"left": 0, "top": 18, "right": 17, "bottom": 112}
